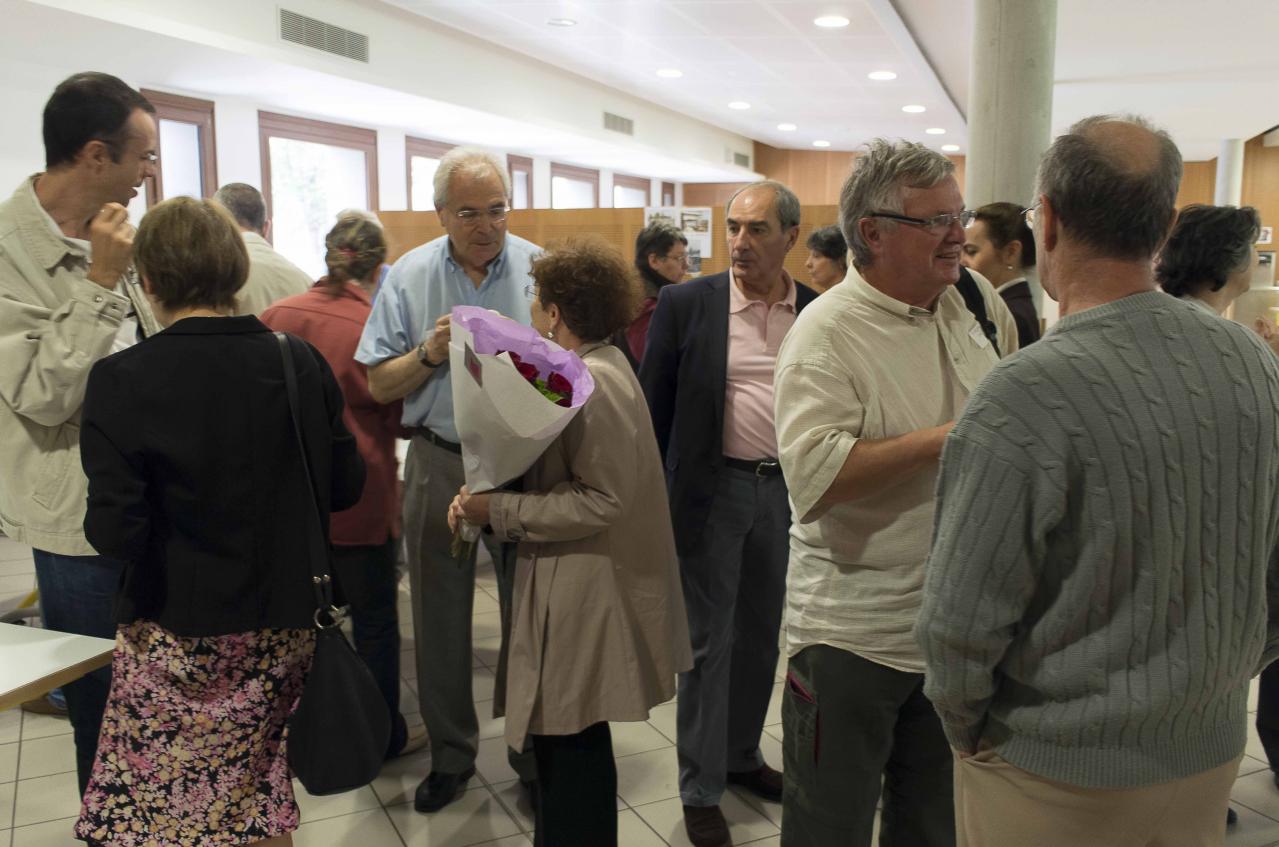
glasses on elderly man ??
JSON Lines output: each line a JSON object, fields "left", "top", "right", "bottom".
{"left": 867, "top": 209, "right": 977, "bottom": 232}
{"left": 1023, "top": 203, "right": 1041, "bottom": 227}
{"left": 452, "top": 204, "right": 510, "bottom": 226}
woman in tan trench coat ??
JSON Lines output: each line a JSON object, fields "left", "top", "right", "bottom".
{"left": 449, "top": 237, "right": 692, "bottom": 847}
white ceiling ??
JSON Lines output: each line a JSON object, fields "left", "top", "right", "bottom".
{"left": 387, "top": 0, "right": 1279, "bottom": 162}
{"left": 385, "top": 0, "right": 971, "bottom": 155}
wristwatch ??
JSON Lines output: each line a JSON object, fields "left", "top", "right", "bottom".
{"left": 417, "top": 341, "right": 445, "bottom": 369}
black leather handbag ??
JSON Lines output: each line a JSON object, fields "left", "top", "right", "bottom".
{"left": 276, "top": 332, "right": 390, "bottom": 796}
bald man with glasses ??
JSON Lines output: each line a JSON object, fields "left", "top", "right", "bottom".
{"left": 356, "top": 146, "right": 540, "bottom": 814}
{"left": 773, "top": 140, "right": 1015, "bottom": 847}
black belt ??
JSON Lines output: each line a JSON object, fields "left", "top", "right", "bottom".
{"left": 412, "top": 428, "right": 462, "bottom": 455}
{"left": 723, "top": 457, "right": 782, "bottom": 477}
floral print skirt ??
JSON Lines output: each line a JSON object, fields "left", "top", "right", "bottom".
{"left": 75, "top": 620, "right": 315, "bottom": 846}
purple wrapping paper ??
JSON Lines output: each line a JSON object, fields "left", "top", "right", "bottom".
{"left": 451, "top": 306, "right": 594, "bottom": 407}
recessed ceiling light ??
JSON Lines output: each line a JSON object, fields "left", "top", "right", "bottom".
{"left": 941, "top": 144, "right": 960, "bottom": 152}
{"left": 868, "top": 70, "right": 897, "bottom": 81}
{"left": 777, "top": 123, "right": 797, "bottom": 131}
{"left": 925, "top": 127, "right": 946, "bottom": 135}
{"left": 814, "top": 14, "right": 850, "bottom": 28}
{"left": 728, "top": 101, "right": 751, "bottom": 110}
{"left": 546, "top": 17, "right": 576, "bottom": 26}
{"left": 902, "top": 104, "right": 926, "bottom": 113}
{"left": 813, "top": 140, "right": 832, "bottom": 148}
{"left": 656, "top": 68, "right": 683, "bottom": 78}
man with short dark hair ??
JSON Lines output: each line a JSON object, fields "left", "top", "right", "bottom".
{"left": 918, "top": 115, "right": 1279, "bottom": 845}
{"left": 774, "top": 140, "right": 1015, "bottom": 847}
{"left": 641, "top": 180, "right": 817, "bottom": 847}
{"left": 211, "top": 182, "right": 311, "bottom": 315}
{"left": 0, "top": 72, "right": 161, "bottom": 794}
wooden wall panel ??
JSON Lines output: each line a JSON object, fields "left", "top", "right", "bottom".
{"left": 378, "top": 205, "right": 842, "bottom": 289}
{"left": 1177, "top": 160, "right": 1216, "bottom": 209}
{"left": 1242, "top": 137, "right": 1279, "bottom": 236}
{"left": 682, "top": 183, "right": 748, "bottom": 207}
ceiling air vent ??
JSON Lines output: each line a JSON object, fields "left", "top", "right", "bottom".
{"left": 280, "top": 9, "right": 369, "bottom": 63}
{"left": 604, "top": 112, "right": 634, "bottom": 136}
{"left": 734, "top": 152, "right": 751, "bottom": 168}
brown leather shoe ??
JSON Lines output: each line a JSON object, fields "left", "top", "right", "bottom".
{"left": 727, "top": 763, "right": 783, "bottom": 802}
{"left": 683, "top": 804, "right": 732, "bottom": 847}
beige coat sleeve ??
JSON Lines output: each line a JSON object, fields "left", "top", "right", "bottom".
{"left": 0, "top": 248, "right": 130, "bottom": 427}
{"left": 488, "top": 370, "right": 640, "bottom": 544}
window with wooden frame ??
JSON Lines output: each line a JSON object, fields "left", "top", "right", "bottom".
{"left": 258, "top": 111, "right": 378, "bottom": 279}
{"left": 662, "top": 181, "right": 676, "bottom": 206}
{"left": 612, "top": 173, "right": 651, "bottom": 209}
{"left": 550, "top": 162, "right": 600, "bottom": 209}
{"left": 140, "top": 90, "right": 217, "bottom": 207}
{"left": 508, "top": 154, "right": 533, "bottom": 210}
{"left": 406, "top": 136, "right": 455, "bottom": 211}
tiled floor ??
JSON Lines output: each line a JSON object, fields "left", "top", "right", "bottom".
{"left": 2, "top": 530, "right": 1279, "bottom": 845}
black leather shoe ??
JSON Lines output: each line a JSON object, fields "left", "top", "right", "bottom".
{"left": 727, "top": 763, "right": 783, "bottom": 802}
{"left": 414, "top": 767, "right": 475, "bottom": 813}
{"left": 683, "top": 804, "right": 732, "bottom": 847}
{"left": 1227, "top": 806, "right": 1238, "bottom": 827}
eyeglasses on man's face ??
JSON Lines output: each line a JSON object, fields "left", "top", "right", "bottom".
{"left": 1023, "top": 203, "right": 1041, "bottom": 227}
{"left": 452, "top": 204, "right": 510, "bottom": 226}
{"left": 867, "top": 209, "right": 976, "bottom": 232}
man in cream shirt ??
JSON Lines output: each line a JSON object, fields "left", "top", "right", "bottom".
{"left": 0, "top": 72, "right": 161, "bottom": 795}
{"left": 212, "top": 182, "right": 312, "bottom": 315}
{"left": 773, "top": 140, "right": 1016, "bottom": 847}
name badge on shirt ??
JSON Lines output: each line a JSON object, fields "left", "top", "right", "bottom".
{"left": 968, "top": 323, "right": 990, "bottom": 349}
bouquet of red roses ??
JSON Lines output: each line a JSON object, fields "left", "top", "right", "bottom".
{"left": 448, "top": 306, "right": 595, "bottom": 557}
{"left": 503, "top": 352, "right": 574, "bottom": 407}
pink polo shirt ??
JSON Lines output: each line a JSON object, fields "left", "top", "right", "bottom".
{"left": 723, "top": 270, "right": 798, "bottom": 461}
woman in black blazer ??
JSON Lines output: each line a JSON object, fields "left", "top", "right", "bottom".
{"left": 961, "top": 201, "right": 1041, "bottom": 347}
{"left": 74, "top": 197, "right": 364, "bottom": 847}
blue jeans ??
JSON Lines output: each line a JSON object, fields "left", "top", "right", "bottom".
{"left": 31, "top": 549, "right": 124, "bottom": 796}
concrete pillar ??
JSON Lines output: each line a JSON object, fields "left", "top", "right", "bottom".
{"left": 965, "top": 0, "right": 1058, "bottom": 209}
{"left": 1215, "top": 139, "right": 1245, "bottom": 206}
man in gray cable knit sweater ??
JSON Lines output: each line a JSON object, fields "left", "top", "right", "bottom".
{"left": 917, "top": 114, "right": 1279, "bottom": 847}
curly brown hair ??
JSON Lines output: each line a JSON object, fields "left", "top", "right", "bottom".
{"left": 323, "top": 213, "right": 387, "bottom": 287}
{"left": 531, "top": 237, "right": 641, "bottom": 342}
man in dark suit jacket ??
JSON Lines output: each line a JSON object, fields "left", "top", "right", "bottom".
{"left": 640, "top": 180, "right": 817, "bottom": 847}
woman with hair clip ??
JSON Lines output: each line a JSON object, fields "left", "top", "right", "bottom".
{"left": 262, "top": 213, "right": 425, "bottom": 762}
{"left": 962, "top": 201, "right": 1041, "bottom": 346}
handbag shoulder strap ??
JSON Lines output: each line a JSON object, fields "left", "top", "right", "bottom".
{"left": 275, "top": 331, "right": 335, "bottom": 613}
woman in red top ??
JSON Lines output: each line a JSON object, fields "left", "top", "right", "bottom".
{"left": 262, "top": 213, "right": 422, "bottom": 760}
{"left": 616, "top": 221, "right": 688, "bottom": 370}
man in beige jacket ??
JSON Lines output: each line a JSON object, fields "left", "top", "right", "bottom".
{"left": 212, "top": 182, "right": 312, "bottom": 316}
{"left": 0, "top": 72, "right": 161, "bottom": 794}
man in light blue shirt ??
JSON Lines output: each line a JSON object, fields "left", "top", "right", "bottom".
{"left": 356, "top": 147, "right": 539, "bottom": 812}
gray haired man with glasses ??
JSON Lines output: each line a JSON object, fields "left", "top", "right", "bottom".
{"left": 356, "top": 146, "right": 540, "bottom": 813}
{"left": 773, "top": 140, "right": 1016, "bottom": 846}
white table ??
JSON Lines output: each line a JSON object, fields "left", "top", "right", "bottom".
{"left": 0, "top": 622, "right": 114, "bottom": 711}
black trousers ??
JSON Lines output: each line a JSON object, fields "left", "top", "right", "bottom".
{"left": 782, "top": 644, "right": 954, "bottom": 847}
{"left": 331, "top": 538, "right": 406, "bottom": 757}
{"left": 1258, "top": 661, "right": 1279, "bottom": 771}
{"left": 532, "top": 722, "right": 617, "bottom": 847}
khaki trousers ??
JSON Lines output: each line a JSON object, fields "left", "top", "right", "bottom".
{"left": 954, "top": 749, "right": 1240, "bottom": 847}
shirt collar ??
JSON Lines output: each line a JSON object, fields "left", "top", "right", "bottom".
{"left": 444, "top": 236, "right": 509, "bottom": 277}
{"left": 846, "top": 265, "right": 936, "bottom": 320}
{"left": 728, "top": 267, "right": 797, "bottom": 314}
{"left": 995, "top": 276, "right": 1028, "bottom": 295}
{"left": 16, "top": 175, "right": 89, "bottom": 271}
